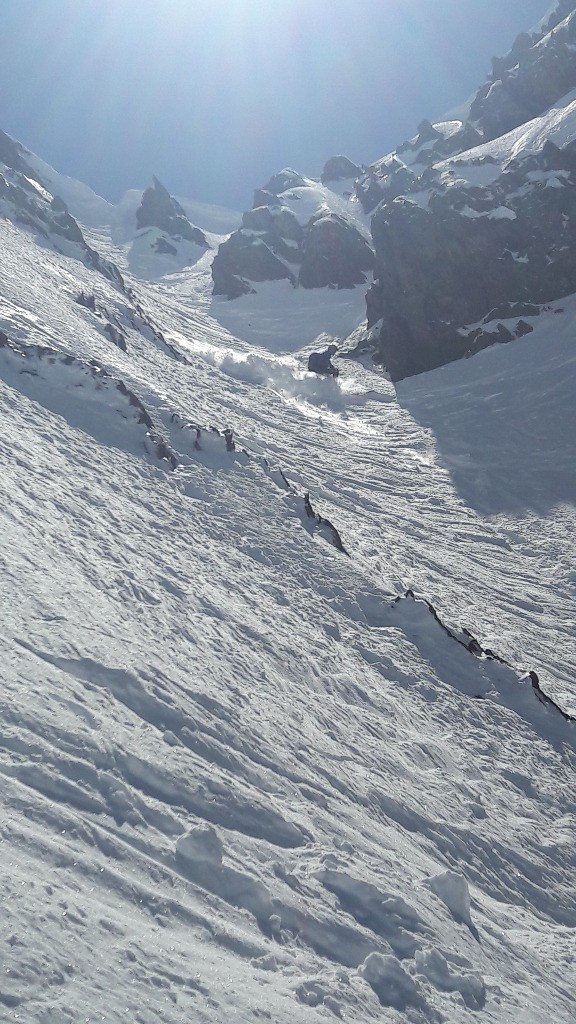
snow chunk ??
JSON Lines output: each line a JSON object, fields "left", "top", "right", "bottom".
{"left": 359, "top": 953, "right": 420, "bottom": 1009}
{"left": 415, "top": 948, "right": 486, "bottom": 1009}
{"left": 488, "top": 206, "right": 517, "bottom": 220}
{"left": 176, "top": 824, "right": 224, "bottom": 866}
{"left": 426, "top": 870, "right": 472, "bottom": 925}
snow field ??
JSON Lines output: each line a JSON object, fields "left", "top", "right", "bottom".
{"left": 0, "top": 192, "right": 575, "bottom": 1024}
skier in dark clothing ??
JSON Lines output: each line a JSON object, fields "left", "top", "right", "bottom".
{"left": 307, "top": 344, "right": 339, "bottom": 376}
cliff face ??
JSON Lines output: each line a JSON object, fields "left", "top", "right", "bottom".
{"left": 471, "top": 6, "right": 576, "bottom": 140}
{"left": 366, "top": 138, "right": 576, "bottom": 379}
{"left": 356, "top": 3, "right": 576, "bottom": 379}
{"left": 136, "top": 177, "right": 209, "bottom": 249}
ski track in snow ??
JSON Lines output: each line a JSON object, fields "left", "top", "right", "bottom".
{"left": 0, "top": 211, "right": 575, "bottom": 1024}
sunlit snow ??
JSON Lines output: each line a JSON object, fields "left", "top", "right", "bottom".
{"left": 0, "top": 148, "right": 575, "bottom": 1024}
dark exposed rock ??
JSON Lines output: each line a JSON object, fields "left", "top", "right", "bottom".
{"left": 242, "top": 205, "right": 303, "bottom": 242}
{"left": 483, "top": 301, "right": 542, "bottom": 321}
{"left": 153, "top": 237, "right": 177, "bottom": 255}
{"left": 355, "top": 172, "right": 388, "bottom": 214}
{"left": 136, "top": 177, "right": 208, "bottom": 247}
{"left": 321, "top": 155, "right": 363, "bottom": 183}
{"left": 212, "top": 229, "right": 293, "bottom": 299}
{"left": 104, "top": 323, "right": 127, "bottom": 352}
{"left": 303, "top": 492, "right": 348, "bottom": 554}
{"left": 239, "top": 205, "right": 305, "bottom": 264}
{"left": 470, "top": 9, "right": 576, "bottom": 140}
{"left": 76, "top": 292, "right": 96, "bottom": 311}
{"left": 514, "top": 319, "right": 534, "bottom": 338}
{"left": 415, "top": 119, "right": 442, "bottom": 145}
{"left": 362, "top": 137, "right": 576, "bottom": 379}
{"left": 252, "top": 189, "right": 280, "bottom": 209}
{"left": 0, "top": 129, "right": 40, "bottom": 182}
{"left": 261, "top": 169, "right": 308, "bottom": 195}
{"left": 50, "top": 196, "right": 85, "bottom": 243}
{"left": 525, "top": 670, "right": 574, "bottom": 721}
{"left": 299, "top": 212, "right": 374, "bottom": 289}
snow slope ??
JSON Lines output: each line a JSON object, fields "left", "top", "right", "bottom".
{"left": 443, "top": 86, "right": 576, "bottom": 173}
{"left": 0, "top": 163, "right": 575, "bottom": 1024}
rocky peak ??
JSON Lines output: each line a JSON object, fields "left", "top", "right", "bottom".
{"left": 241, "top": 205, "right": 304, "bottom": 243}
{"left": 321, "top": 156, "right": 363, "bottom": 184}
{"left": 298, "top": 211, "right": 374, "bottom": 290}
{"left": 0, "top": 129, "right": 39, "bottom": 181}
{"left": 212, "top": 171, "right": 374, "bottom": 298}
{"left": 136, "top": 177, "right": 208, "bottom": 247}
{"left": 259, "top": 169, "right": 308, "bottom": 197}
{"left": 470, "top": 5, "right": 576, "bottom": 140}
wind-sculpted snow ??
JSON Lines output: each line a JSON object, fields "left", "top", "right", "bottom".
{"left": 0, "top": 184, "right": 575, "bottom": 1024}
{"left": 0, "top": 332, "right": 179, "bottom": 470}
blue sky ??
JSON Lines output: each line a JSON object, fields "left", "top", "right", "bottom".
{"left": 0, "top": 0, "right": 552, "bottom": 210}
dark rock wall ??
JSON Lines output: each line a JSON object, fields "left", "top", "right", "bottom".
{"left": 136, "top": 177, "right": 208, "bottom": 247}
{"left": 367, "top": 150, "right": 576, "bottom": 379}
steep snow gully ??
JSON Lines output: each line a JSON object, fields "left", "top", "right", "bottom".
{"left": 0, "top": 194, "right": 575, "bottom": 1023}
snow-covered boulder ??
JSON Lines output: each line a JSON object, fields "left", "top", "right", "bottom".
{"left": 426, "top": 870, "right": 473, "bottom": 926}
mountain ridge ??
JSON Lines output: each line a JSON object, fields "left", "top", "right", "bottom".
{"left": 0, "top": 5, "right": 575, "bottom": 1022}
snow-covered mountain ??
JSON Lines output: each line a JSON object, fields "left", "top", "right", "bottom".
{"left": 355, "top": 2, "right": 576, "bottom": 378}
{"left": 0, "top": 4, "right": 575, "bottom": 1024}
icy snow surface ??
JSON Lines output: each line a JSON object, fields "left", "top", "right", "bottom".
{"left": 439, "top": 86, "right": 576, "bottom": 183}
{"left": 0, "top": 183, "right": 575, "bottom": 1024}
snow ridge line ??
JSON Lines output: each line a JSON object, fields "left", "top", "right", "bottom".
{"left": 75, "top": 288, "right": 186, "bottom": 362}
{"left": 0, "top": 330, "right": 179, "bottom": 470}
{"left": 0, "top": 169, "right": 125, "bottom": 290}
{"left": 0, "top": 324, "right": 349, "bottom": 557}
{"left": 169, "top": 408, "right": 349, "bottom": 555}
{"left": 398, "top": 589, "right": 574, "bottom": 722}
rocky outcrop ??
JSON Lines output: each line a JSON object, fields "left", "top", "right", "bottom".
{"left": 259, "top": 168, "right": 308, "bottom": 196}
{"left": 363, "top": 138, "right": 576, "bottom": 379}
{"left": 252, "top": 169, "right": 311, "bottom": 211}
{"left": 348, "top": 2, "right": 576, "bottom": 378}
{"left": 49, "top": 196, "right": 125, "bottom": 287}
{"left": 212, "top": 173, "right": 373, "bottom": 298}
{"left": 355, "top": 123, "right": 484, "bottom": 216}
{"left": 136, "top": 177, "right": 208, "bottom": 247}
{"left": 471, "top": 7, "right": 576, "bottom": 140}
{"left": 212, "top": 206, "right": 374, "bottom": 297}
{"left": 242, "top": 205, "right": 305, "bottom": 261}
{"left": 299, "top": 211, "right": 374, "bottom": 289}
{"left": 321, "top": 156, "right": 363, "bottom": 184}
{"left": 211, "top": 220, "right": 295, "bottom": 299}
{"left": 0, "top": 166, "right": 124, "bottom": 288}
